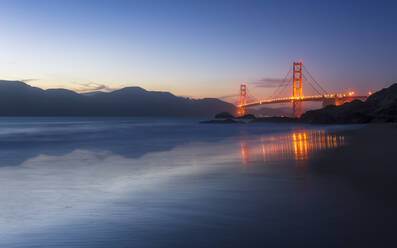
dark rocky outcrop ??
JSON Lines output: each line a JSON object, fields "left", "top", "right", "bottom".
{"left": 202, "top": 112, "right": 256, "bottom": 124}
{"left": 215, "top": 112, "right": 235, "bottom": 119}
{"left": 200, "top": 119, "right": 240, "bottom": 124}
{"left": 301, "top": 83, "right": 397, "bottom": 124}
{"left": 0, "top": 80, "right": 236, "bottom": 117}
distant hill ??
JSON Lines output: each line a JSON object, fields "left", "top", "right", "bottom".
{"left": 301, "top": 83, "right": 397, "bottom": 124}
{"left": 0, "top": 80, "right": 236, "bottom": 116}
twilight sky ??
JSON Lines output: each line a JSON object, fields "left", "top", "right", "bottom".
{"left": 0, "top": 0, "right": 396, "bottom": 101}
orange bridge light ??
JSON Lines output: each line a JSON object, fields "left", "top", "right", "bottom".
{"left": 348, "top": 91, "right": 355, "bottom": 96}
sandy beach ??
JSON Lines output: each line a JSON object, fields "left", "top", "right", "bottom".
{"left": 311, "top": 123, "right": 397, "bottom": 189}
{"left": 305, "top": 123, "right": 397, "bottom": 246}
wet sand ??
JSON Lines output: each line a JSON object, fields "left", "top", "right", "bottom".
{"left": 311, "top": 123, "right": 397, "bottom": 189}
{"left": 306, "top": 123, "right": 397, "bottom": 246}
{"left": 1, "top": 119, "right": 397, "bottom": 247}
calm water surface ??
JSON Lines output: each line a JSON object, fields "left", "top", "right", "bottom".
{"left": 0, "top": 118, "right": 389, "bottom": 247}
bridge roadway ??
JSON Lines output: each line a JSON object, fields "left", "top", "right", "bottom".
{"left": 240, "top": 94, "right": 368, "bottom": 108}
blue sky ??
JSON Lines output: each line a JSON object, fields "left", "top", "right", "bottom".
{"left": 0, "top": 0, "right": 396, "bottom": 101}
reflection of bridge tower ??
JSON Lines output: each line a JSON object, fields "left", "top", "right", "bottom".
{"left": 292, "top": 62, "right": 303, "bottom": 117}
{"left": 239, "top": 83, "right": 247, "bottom": 116}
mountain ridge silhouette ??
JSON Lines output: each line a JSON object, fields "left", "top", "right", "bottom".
{"left": 0, "top": 80, "right": 236, "bottom": 116}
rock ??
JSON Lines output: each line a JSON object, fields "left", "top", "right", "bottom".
{"left": 200, "top": 118, "right": 240, "bottom": 124}
{"left": 365, "top": 83, "right": 397, "bottom": 122}
{"left": 301, "top": 100, "right": 371, "bottom": 124}
{"left": 214, "top": 112, "right": 235, "bottom": 119}
{"left": 300, "top": 83, "right": 397, "bottom": 124}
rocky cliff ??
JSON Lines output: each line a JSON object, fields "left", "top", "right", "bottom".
{"left": 301, "top": 83, "right": 397, "bottom": 124}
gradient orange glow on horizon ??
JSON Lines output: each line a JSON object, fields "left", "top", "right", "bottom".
{"left": 0, "top": 0, "right": 396, "bottom": 102}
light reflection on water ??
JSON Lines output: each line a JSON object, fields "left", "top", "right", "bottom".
{"left": 240, "top": 130, "right": 345, "bottom": 164}
{"left": 0, "top": 119, "right": 358, "bottom": 248}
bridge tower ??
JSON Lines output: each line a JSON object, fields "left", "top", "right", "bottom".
{"left": 239, "top": 83, "right": 247, "bottom": 116}
{"left": 292, "top": 62, "right": 303, "bottom": 117}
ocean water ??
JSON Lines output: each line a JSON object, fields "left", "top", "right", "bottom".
{"left": 0, "top": 118, "right": 389, "bottom": 247}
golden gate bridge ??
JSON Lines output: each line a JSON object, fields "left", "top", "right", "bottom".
{"left": 238, "top": 62, "right": 369, "bottom": 117}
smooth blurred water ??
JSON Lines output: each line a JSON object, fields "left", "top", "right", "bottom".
{"left": 0, "top": 118, "right": 389, "bottom": 247}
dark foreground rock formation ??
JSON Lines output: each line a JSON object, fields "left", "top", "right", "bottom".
{"left": 0, "top": 80, "right": 236, "bottom": 116}
{"left": 215, "top": 112, "right": 235, "bottom": 119}
{"left": 301, "top": 83, "right": 397, "bottom": 124}
{"left": 200, "top": 119, "right": 241, "bottom": 124}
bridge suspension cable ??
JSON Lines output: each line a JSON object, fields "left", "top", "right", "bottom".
{"left": 246, "top": 87, "right": 259, "bottom": 103}
{"left": 302, "top": 65, "right": 328, "bottom": 95}
{"left": 303, "top": 74, "right": 323, "bottom": 95}
{"left": 270, "top": 66, "right": 293, "bottom": 99}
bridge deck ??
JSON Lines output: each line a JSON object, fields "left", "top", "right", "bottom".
{"left": 241, "top": 95, "right": 368, "bottom": 108}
